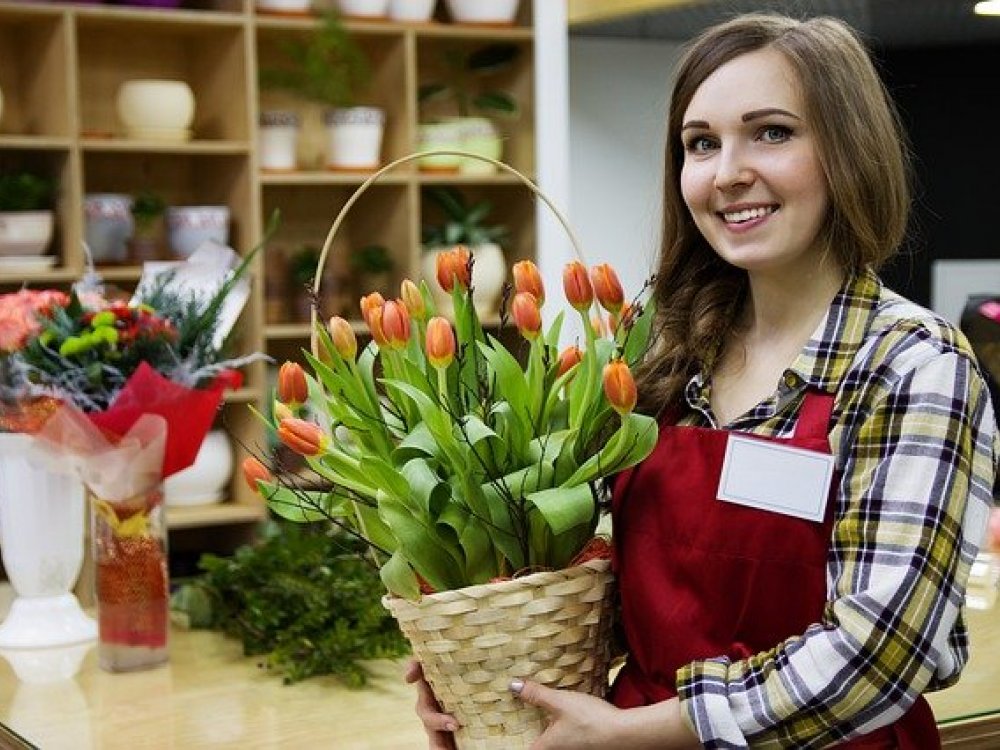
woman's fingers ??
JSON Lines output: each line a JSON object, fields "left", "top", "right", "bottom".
{"left": 405, "top": 659, "right": 459, "bottom": 749}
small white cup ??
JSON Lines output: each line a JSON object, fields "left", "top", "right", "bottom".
{"left": 166, "top": 205, "right": 230, "bottom": 259}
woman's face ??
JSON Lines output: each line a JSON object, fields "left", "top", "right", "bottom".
{"left": 679, "top": 48, "right": 830, "bottom": 277}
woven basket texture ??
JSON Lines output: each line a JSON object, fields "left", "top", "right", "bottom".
{"left": 384, "top": 559, "right": 615, "bottom": 749}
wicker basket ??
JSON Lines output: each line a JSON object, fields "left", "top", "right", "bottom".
{"left": 314, "top": 151, "right": 611, "bottom": 748}
{"left": 384, "top": 559, "right": 616, "bottom": 749}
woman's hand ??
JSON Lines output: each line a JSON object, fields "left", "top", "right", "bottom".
{"left": 404, "top": 659, "right": 459, "bottom": 750}
{"left": 512, "top": 680, "right": 701, "bottom": 750}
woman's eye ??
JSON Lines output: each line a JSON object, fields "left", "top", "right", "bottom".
{"left": 759, "top": 125, "right": 792, "bottom": 143}
{"left": 684, "top": 135, "right": 717, "bottom": 154}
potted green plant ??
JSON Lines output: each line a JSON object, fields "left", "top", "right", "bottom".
{"left": 287, "top": 244, "right": 321, "bottom": 321}
{"left": 418, "top": 43, "right": 520, "bottom": 174}
{"left": 259, "top": 13, "right": 385, "bottom": 171}
{"left": 128, "top": 190, "right": 167, "bottom": 263}
{"left": 349, "top": 243, "right": 394, "bottom": 296}
{"left": 0, "top": 171, "right": 56, "bottom": 260}
{"left": 420, "top": 186, "right": 508, "bottom": 317}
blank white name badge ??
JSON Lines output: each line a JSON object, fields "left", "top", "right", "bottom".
{"left": 717, "top": 434, "right": 835, "bottom": 522}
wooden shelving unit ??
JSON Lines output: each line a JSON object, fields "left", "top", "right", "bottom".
{"left": 0, "top": 0, "right": 537, "bottom": 559}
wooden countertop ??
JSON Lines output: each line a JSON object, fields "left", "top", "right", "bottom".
{"left": 0, "top": 588, "right": 998, "bottom": 749}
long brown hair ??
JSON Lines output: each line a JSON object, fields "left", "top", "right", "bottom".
{"left": 636, "top": 13, "right": 911, "bottom": 414}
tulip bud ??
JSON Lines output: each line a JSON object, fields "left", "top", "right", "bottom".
{"left": 277, "top": 417, "right": 327, "bottom": 456}
{"left": 400, "top": 279, "right": 426, "bottom": 320}
{"left": 277, "top": 361, "right": 308, "bottom": 406}
{"left": 511, "top": 292, "right": 542, "bottom": 340}
{"left": 556, "top": 345, "right": 583, "bottom": 379}
{"left": 327, "top": 316, "right": 357, "bottom": 360}
{"left": 603, "top": 360, "right": 637, "bottom": 415}
{"left": 367, "top": 304, "right": 389, "bottom": 347}
{"left": 512, "top": 260, "right": 545, "bottom": 305}
{"left": 242, "top": 457, "right": 272, "bottom": 493}
{"left": 425, "top": 316, "right": 456, "bottom": 369}
{"left": 273, "top": 401, "right": 294, "bottom": 423}
{"left": 563, "top": 261, "right": 594, "bottom": 311}
{"left": 591, "top": 264, "right": 625, "bottom": 314}
{"left": 435, "top": 245, "right": 472, "bottom": 292}
{"left": 360, "top": 292, "right": 385, "bottom": 327}
{"left": 591, "top": 314, "right": 607, "bottom": 338}
{"left": 381, "top": 299, "right": 411, "bottom": 349}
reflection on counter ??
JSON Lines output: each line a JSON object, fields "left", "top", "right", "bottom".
{"left": 967, "top": 551, "right": 1000, "bottom": 611}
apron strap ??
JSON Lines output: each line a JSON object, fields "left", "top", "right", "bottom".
{"left": 792, "top": 390, "right": 836, "bottom": 442}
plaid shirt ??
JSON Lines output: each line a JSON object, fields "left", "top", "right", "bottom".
{"left": 675, "top": 268, "right": 998, "bottom": 748}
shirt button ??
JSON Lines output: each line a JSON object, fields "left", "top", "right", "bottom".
{"left": 783, "top": 372, "right": 800, "bottom": 388}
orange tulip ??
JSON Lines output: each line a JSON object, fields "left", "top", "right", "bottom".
{"left": 556, "top": 345, "right": 583, "bottom": 379}
{"left": 366, "top": 303, "right": 389, "bottom": 347}
{"left": 327, "top": 316, "right": 357, "bottom": 360}
{"left": 603, "top": 360, "right": 637, "bottom": 415}
{"left": 425, "top": 316, "right": 456, "bottom": 369}
{"left": 381, "top": 299, "right": 411, "bottom": 349}
{"left": 435, "top": 245, "right": 472, "bottom": 292}
{"left": 277, "top": 361, "right": 308, "bottom": 406}
{"left": 591, "top": 314, "right": 607, "bottom": 338}
{"left": 512, "top": 260, "right": 545, "bottom": 305}
{"left": 277, "top": 417, "right": 327, "bottom": 456}
{"left": 563, "top": 261, "right": 594, "bottom": 311}
{"left": 511, "top": 292, "right": 542, "bottom": 340}
{"left": 242, "top": 457, "right": 272, "bottom": 493}
{"left": 400, "top": 279, "right": 426, "bottom": 320}
{"left": 360, "top": 292, "right": 385, "bottom": 327}
{"left": 273, "top": 401, "right": 294, "bottom": 423}
{"left": 591, "top": 264, "right": 625, "bottom": 314}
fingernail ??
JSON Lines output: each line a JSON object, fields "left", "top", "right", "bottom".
{"left": 444, "top": 722, "right": 457, "bottom": 732}
{"left": 509, "top": 679, "right": 525, "bottom": 697}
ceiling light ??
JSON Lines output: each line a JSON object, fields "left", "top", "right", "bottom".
{"left": 974, "top": 0, "right": 1000, "bottom": 16}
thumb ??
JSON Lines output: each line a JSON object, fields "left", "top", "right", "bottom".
{"left": 510, "top": 679, "right": 562, "bottom": 713}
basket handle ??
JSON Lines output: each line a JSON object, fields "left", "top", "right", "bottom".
{"left": 310, "top": 150, "right": 586, "bottom": 352}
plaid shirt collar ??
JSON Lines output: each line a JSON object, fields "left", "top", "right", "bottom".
{"left": 687, "top": 267, "right": 883, "bottom": 418}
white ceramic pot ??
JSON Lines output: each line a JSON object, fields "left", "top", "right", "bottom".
{"left": 84, "top": 193, "right": 133, "bottom": 263}
{"left": 422, "top": 242, "right": 505, "bottom": 318}
{"left": 116, "top": 79, "right": 195, "bottom": 141}
{"left": 417, "top": 122, "right": 463, "bottom": 173}
{"left": 0, "top": 211, "right": 54, "bottom": 257}
{"left": 444, "top": 0, "right": 519, "bottom": 24}
{"left": 389, "top": 0, "right": 435, "bottom": 22}
{"left": 166, "top": 205, "right": 230, "bottom": 259}
{"left": 324, "top": 107, "right": 385, "bottom": 171}
{"left": 255, "top": 0, "right": 311, "bottom": 13}
{"left": 164, "top": 430, "right": 234, "bottom": 507}
{"left": 0, "top": 434, "right": 96, "bottom": 649}
{"left": 336, "top": 0, "right": 389, "bottom": 18}
{"left": 258, "top": 110, "right": 300, "bottom": 171}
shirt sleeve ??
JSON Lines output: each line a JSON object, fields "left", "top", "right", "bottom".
{"left": 675, "top": 347, "right": 997, "bottom": 749}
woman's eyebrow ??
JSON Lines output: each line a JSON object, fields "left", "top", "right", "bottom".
{"left": 742, "top": 107, "right": 801, "bottom": 122}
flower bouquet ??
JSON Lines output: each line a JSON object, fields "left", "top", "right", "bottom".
{"left": 0, "top": 229, "right": 269, "bottom": 672}
{"left": 244, "top": 154, "right": 658, "bottom": 749}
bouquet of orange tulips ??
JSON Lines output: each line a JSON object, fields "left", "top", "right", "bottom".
{"left": 246, "top": 247, "right": 658, "bottom": 599}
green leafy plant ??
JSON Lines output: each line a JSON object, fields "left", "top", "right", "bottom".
{"left": 349, "top": 244, "right": 394, "bottom": 276}
{"left": 170, "top": 521, "right": 409, "bottom": 686}
{"left": 421, "top": 186, "right": 509, "bottom": 249}
{"left": 130, "top": 190, "right": 167, "bottom": 238}
{"left": 258, "top": 13, "right": 371, "bottom": 109}
{"left": 288, "top": 244, "right": 321, "bottom": 289}
{"left": 419, "top": 43, "right": 521, "bottom": 118}
{"left": 0, "top": 171, "right": 56, "bottom": 212}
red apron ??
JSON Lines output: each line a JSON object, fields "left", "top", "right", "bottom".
{"left": 609, "top": 391, "right": 939, "bottom": 748}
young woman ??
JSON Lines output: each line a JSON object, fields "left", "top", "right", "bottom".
{"left": 409, "top": 13, "right": 998, "bottom": 749}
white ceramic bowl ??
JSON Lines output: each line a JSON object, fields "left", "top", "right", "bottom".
{"left": 166, "top": 205, "right": 230, "bottom": 258}
{"left": 444, "top": 0, "right": 519, "bottom": 24}
{"left": 116, "top": 79, "right": 195, "bottom": 135}
{"left": 0, "top": 211, "right": 55, "bottom": 257}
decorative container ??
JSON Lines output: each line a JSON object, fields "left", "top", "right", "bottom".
{"left": 116, "top": 79, "right": 195, "bottom": 142}
{"left": 0, "top": 433, "right": 96, "bottom": 650}
{"left": 444, "top": 0, "right": 519, "bottom": 25}
{"left": 384, "top": 560, "right": 615, "bottom": 749}
{"left": 336, "top": 0, "right": 389, "bottom": 19}
{"left": 0, "top": 211, "right": 54, "bottom": 257}
{"left": 166, "top": 205, "right": 230, "bottom": 259}
{"left": 90, "top": 484, "right": 169, "bottom": 672}
{"left": 256, "top": 0, "right": 312, "bottom": 14}
{"left": 164, "top": 429, "right": 233, "bottom": 507}
{"left": 417, "top": 121, "right": 463, "bottom": 173}
{"left": 324, "top": 107, "right": 385, "bottom": 171}
{"left": 258, "top": 110, "right": 301, "bottom": 172}
{"left": 388, "top": 0, "right": 436, "bottom": 22}
{"left": 456, "top": 117, "right": 502, "bottom": 175}
{"left": 84, "top": 193, "right": 134, "bottom": 263}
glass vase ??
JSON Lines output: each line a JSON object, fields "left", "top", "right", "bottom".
{"left": 89, "top": 484, "right": 169, "bottom": 672}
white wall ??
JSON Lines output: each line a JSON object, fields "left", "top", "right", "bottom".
{"left": 568, "top": 36, "right": 684, "bottom": 296}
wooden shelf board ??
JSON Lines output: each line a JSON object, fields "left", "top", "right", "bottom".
{"left": 255, "top": 14, "right": 405, "bottom": 37}
{"left": 0, "top": 268, "right": 79, "bottom": 285}
{"left": 224, "top": 387, "right": 262, "bottom": 404}
{"left": 259, "top": 170, "right": 410, "bottom": 186}
{"left": 166, "top": 502, "right": 265, "bottom": 530}
{"left": 0, "top": 3, "right": 63, "bottom": 21}
{"left": 0, "top": 136, "right": 72, "bottom": 150}
{"left": 72, "top": 5, "right": 245, "bottom": 31}
{"left": 81, "top": 138, "right": 250, "bottom": 155}
{"left": 415, "top": 23, "right": 533, "bottom": 40}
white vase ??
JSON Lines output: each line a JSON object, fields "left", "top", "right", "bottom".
{"left": 422, "top": 242, "right": 506, "bottom": 319}
{"left": 324, "top": 107, "right": 385, "bottom": 171}
{"left": 84, "top": 193, "right": 134, "bottom": 263}
{"left": 389, "top": 0, "right": 436, "bottom": 22}
{"left": 0, "top": 434, "right": 96, "bottom": 649}
{"left": 259, "top": 110, "right": 300, "bottom": 171}
{"left": 164, "top": 430, "right": 234, "bottom": 507}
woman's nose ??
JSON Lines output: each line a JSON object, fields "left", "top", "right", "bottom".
{"left": 713, "top": 144, "right": 754, "bottom": 191}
